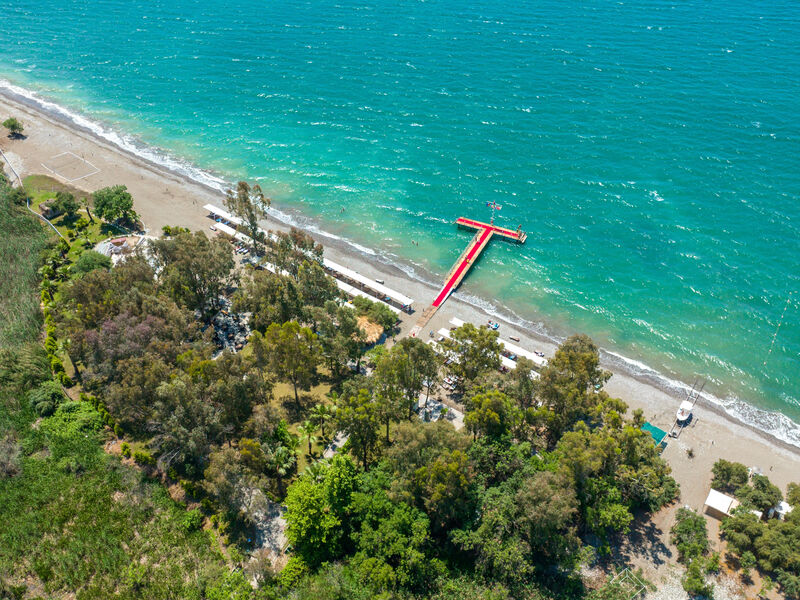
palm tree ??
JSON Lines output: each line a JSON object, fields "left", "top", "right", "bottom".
{"left": 310, "top": 403, "right": 334, "bottom": 438}
{"left": 270, "top": 445, "right": 296, "bottom": 496}
{"left": 303, "top": 459, "right": 329, "bottom": 483}
{"left": 40, "top": 277, "right": 55, "bottom": 301}
{"left": 297, "top": 420, "right": 318, "bottom": 456}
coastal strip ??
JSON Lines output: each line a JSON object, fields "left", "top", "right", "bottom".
{"left": 1, "top": 82, "right": 799, "bottom": 510}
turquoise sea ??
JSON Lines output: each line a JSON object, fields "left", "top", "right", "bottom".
{"left": 1, "top": 0, "right": 799, "bottom": 442}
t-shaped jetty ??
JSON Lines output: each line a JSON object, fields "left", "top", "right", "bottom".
{"left": 410, "top": 217, "right": 526, "bottom": 337}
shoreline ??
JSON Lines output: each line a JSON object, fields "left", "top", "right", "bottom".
{"left": 2, "top": 84, "right": 799, "bottom": 469}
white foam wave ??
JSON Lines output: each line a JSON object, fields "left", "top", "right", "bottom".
{"left": 0, "top": 78, "right": 230, "bottom": 194}
{"left": 604, "top": 350, "right": 800, "bottom": 447}
{"left": 4, "top": 79, "right": 798, "bottom": 449}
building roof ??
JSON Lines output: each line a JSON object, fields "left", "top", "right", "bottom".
{"left": 705, "top": 489, "right": 736, "bottom": 515}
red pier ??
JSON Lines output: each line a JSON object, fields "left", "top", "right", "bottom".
{"left": 411, "top": 218, "right": 526, "bottom": 336}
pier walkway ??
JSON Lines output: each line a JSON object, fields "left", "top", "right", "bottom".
{"left": 411, "top": 217, "right": 526, "bottom": 337}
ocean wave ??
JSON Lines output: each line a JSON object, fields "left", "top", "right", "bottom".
{"left": 3, "top": 78, "right": 798, "bottom": 449}
{"left": 604, "top": 350, "right": 800, "bottom": 448}
{"left": 0, "top": 78, "right": 230, "bottom": 194}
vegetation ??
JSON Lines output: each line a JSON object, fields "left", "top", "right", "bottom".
{"left": 713, "top": 459, "right": 800, "bottom": 598}
{"left": 0, "top": 177, "right": 51, "bottom": 346}
{"left": 92, "top": 184, "right": 139, "bottom": 227}
{"left": 0, "top": 197, "right": 230, "bottom": 597}
{"left": 2, "top": 116, "right": 23, "bottom": 137}
{"left": 671, "top": 508, "right": 713, "bottom": 597}
{"left": 2, "top": 174, "right": 684, "bottom": 599}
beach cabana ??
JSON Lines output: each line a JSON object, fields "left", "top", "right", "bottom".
{"left": 704, "top": 488, "right": 739, "bottom": 519}
{"left": 641, "top": 422, "right": 668, "bottom": 449}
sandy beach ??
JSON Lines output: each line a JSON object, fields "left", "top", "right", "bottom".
{"left": 2, "top": 87, "right": 799, "bottom": 584}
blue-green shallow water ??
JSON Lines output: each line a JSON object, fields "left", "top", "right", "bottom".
{"left": 1, "top": 0, "right": 799, "bottom": 441}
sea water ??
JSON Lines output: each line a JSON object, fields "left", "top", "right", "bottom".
{"left": 0, "top": 0, "right": 798, "bottom": 441}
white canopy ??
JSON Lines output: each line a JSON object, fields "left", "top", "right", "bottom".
{"left": 449, "top": 317, "right": 465, "bottom": 328}
{"left": 323, "top": 258, "right": 413, "bottom": 307}
{"left": 705, "top": 489, "right": 736, "bottom": 516}
{"left": 499, "top": 338, "right": 547, "bottom": 366}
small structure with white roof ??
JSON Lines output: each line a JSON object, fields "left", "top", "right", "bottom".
{"left": 704, "top": 488, "right": 740, "bottom": 520}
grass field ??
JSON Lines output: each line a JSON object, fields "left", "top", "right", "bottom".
{"left": 0, "top": 186, "right": 52, "bottom": 348}
{"left": 24, "top": 174, "right": 127, "bottom": 263}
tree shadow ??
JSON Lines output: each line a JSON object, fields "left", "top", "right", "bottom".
{"left": 279, "top": 393, "right": 313, "bottom": 422}
{"left": 602, "top": 510, "right": 673, "bottom": 570}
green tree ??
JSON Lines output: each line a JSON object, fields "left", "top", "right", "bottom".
{"left": 284, "top": 454, "right": 357, "bottom": 565}
{"left": 711, "top": 459, "right": 749, "bottom": 494}
{"left": 464, "top": 390, "right": 520, "bottom": 440}
{"left": 204, "top": 446, "right": 269, "bottom": 525}
{"left": 2, "top": 117, "right": 23, "bottom": 137}
{"left": 671, "top": 508, "right": 709, "bottom": 563}
{"left": 352, "top": 501, "right": 445, "bottom": 593}
{"left": 74, "top": 249, "right": 112, "bottom": 275}
{"left": 263, "top": 321, "right": 320, "bottom": 405}
{"left": 738, "top": 474, "right": 782, "bottom": 512}
{"left": 53, "top": 191, "right": 80, "bottom": 218}
{"left": 224, "top": 181, "right": 269, "bottom": 255}
{"left": 151, "top": 231, "right": 235, "bottom": 320}
{"left": 531, "top": 334, "right": 611, "bottom": 443}
{"left": 412, "top": 449, "right": 474, "bottom": 535}
{"left": 336, "top": 388, "right": 380, "bottom": 468}
{"left": 92, "top": 185, "right": 138, "bottom": 225}
{"left": 787, "top": 482, "right": 800, "bottom": 508}
{"left": 440, "top": 323, "right": 502, "bottom": 390}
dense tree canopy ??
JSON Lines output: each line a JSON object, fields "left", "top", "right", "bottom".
{"left": 92, "top": 184, "right": 139, "bottom": 225}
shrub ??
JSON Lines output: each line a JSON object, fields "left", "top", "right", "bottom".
{"left": 50, "top": 356, "right": 65, "bottom": 375}
{"left": 74, "top": 250, "right": 112, "bottom": 275}
{"left": 120, "top": 442, "right": 131, "bottom": 458}
{"left": 279, "top": 556, "right": 310, "bottom": 589}
{"left": 28, "top": 379, "right": 66, "bottom": 417}
{"left": 683, "top": 560, "right": 713, "bottom": 598}
{"left": 133, "top": 450, "right": 156, "bottom": 467}
{"left": 181, "top": 509, "right": 203, "bottom": 532}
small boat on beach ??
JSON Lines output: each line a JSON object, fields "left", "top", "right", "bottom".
{"left": 676, "top": 400, "right": 693, "bottom": 423}
{"left": 510, "top": 335, "right": 520, "bottom": 342}
{"left": 375, "top": 279, "right": 384, "bottom": 285}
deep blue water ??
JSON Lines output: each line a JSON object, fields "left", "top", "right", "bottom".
{"left": 1, "top": 0, "right": 799, "bottom": 440}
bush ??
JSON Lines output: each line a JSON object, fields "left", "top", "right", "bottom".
{"left": 28, "top": 379, "right": 66, "bottom": 417}
{"left": 279, "top": 556, "right": 310, "bottom": 589}
{"left": 133, "top": 450, "right": 156, "bottom": 467}
{"left": 120, "top": 442, "right": 131, "bottom": 458}
{"left": 181, "top": 509, "right": 203, "bottom": 532}
{"left": 683, "top": 560, "right": 713, "bottom": 598}
{"left": 74, "top": 250, "right": 112, "bottom": 275}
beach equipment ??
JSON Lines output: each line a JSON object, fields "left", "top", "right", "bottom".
{"left": 641, "top": 422, "right": 668, "bottom": 449}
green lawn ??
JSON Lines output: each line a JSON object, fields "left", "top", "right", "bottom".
{"left": 0, "top": 188, "right": 52, "bottom": 348}
{"left": 24, "top": 174, "right": 127, "bottom": 263}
